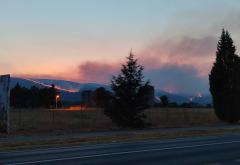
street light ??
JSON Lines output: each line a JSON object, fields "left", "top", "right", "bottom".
{"left": 55, "top": 94, "right": 60, "bottom": 109}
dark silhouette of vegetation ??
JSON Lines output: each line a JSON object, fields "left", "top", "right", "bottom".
{"left": 139, "top": 85, "right": 155, "bottom": 107}
{"left": 92, "top": 87, "right": 111, "bottom": 108}
{"left": 209, "top": 29, "right": 240, "bottom": 123}
{"left": 10, "top": 84, "right": 58, "bottom": 108}
{"left": 81, "top": 90, "right": 94, "bottom": 107}
{"left": 180, "top": 102, "right": 205, "bottom": 108}
{"left": 160, "top": 95, "right": 169, "bottom": 107}
{"left": 168, "top": 102, "right": 178, "bottom": 107}
{"left": 105, "top": 52, "right": 152, "bottom": 128}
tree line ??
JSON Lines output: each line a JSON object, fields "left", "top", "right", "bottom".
{"left": 10, "top": 83, "right": 58, "bottom": 108}
{"left": 91, "top": 90, "right": 208, "bottom": 109}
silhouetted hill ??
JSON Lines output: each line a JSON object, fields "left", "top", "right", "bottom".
{"left": 10, "top": 77, "right": 212, "bottom": 104}
{"left": 10, "top": 77, "right": 44, "bottom": 89}
{"left": 155, "top": 89, "right": 212, "bottom": 105}
{"left": 33, "top": 79, "right": 110, "bottom": 92}
{"left": 10, "top": 77, "right": 109, "bottom": 102}
{"left": 11, "top": 78, "right": 110, "bottom": 91}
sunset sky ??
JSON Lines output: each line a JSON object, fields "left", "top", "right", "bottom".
{"left": 1, "top": 0, "right": 240, "bottom": 94}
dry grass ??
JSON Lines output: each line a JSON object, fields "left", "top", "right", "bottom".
{"left": 8, "top": 107, "right": 221, "bottom": 134}
{"left": 2, "top": 128, "right": 240, "bottom": 151}
{"left": 10, "top": 108, "right": 114, "bottom": 134}
{"left": 145, "top": 108, "right": 219, "bottom": 128}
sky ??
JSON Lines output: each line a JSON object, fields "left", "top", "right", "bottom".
{"left": 1, "top": 0, "right": 240, "bottom": 94}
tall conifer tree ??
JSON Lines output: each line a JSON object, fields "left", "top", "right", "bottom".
{"left": 105, "top": 52, "right": 152, "bottom": 127}
{"left": 209, "top": 29, "right": 240, "bottom": 123}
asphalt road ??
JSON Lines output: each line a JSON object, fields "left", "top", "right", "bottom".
{"left": 1, "top": 134, "right": 240, "bottom": 165}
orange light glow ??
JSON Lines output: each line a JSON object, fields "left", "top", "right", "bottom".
{"left": 67, "top": 106, "right": 82, "bottom": 111}
{"left": 64, "top": 105, "right": 88, "bottom": 111}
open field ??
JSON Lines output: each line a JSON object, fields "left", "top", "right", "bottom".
{"left": 8, "top": 108, "right": 220, "bottom": 134}
{"left": 146, "top": 108, "right": 219, "bottom": 127}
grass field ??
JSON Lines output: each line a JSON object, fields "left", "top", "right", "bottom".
{"left": 8, "top": 107, "right": 220, "bottom": 134}
{"left": 146, "top": 108, "right": 219, "bottom": 127}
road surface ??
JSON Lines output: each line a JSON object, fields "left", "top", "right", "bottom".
{"left": 1, "top": 134, "right": 240, "bottom": 165}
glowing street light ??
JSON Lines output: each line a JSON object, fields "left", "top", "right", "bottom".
{"left": 55, "top": 94, "right": 60, "bottom": 109}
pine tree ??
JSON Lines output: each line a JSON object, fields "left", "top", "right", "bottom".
{"left": 209, "top": 29, "right": 240, "bottom": 123}
{"left": 105, "top": 52, "right": 151, "bottom": 127}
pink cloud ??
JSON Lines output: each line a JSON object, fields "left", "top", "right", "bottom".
{"left": 78, "top": 61, "right": 119, "bottom": 84}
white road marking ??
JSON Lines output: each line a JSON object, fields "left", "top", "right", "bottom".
{"left": 7, "top": 140, "right": 240, "bottom": 165}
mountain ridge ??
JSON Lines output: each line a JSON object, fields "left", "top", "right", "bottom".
{"left": 10, "top": 77, "right": 212, "bottom": 104}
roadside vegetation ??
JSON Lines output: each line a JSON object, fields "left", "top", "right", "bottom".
{"left": 9, "top": 108, "right": 218, "bottom": 134}
{"left": 2, "top": 127, "right": 239, "bottom": 151}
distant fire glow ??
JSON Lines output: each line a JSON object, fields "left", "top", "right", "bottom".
{"left": 189, "top": 92, "right": 203, "bottom": 102}
{"left": 197, "top": 92, "right": 203, "bottom": 98}
{"left": 189, "top": 97, "right": 194, "bottom": 102}
{"left": 20, "top": 77, "right": 78, "bottom": 93}
{"left": 162, "top": 86, "right": 177, "bottom": 94}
